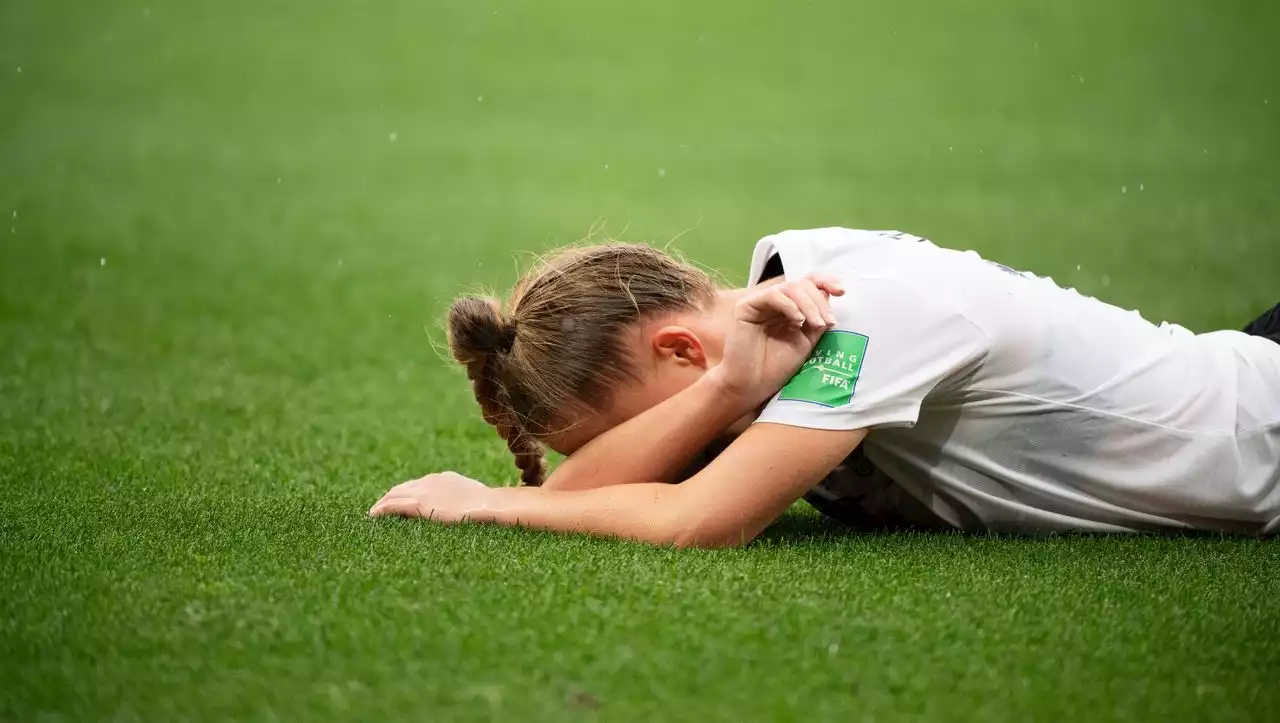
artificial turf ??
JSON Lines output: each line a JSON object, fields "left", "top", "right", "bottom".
{"left": 2, "top": 0, "right": 1279, "bottom": 720}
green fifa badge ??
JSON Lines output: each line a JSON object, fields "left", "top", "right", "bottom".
{"left": 777, "top": 331, "right": 868, "bottom": 407}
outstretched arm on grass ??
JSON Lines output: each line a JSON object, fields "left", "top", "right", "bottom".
{"left": 370, "top": 424, "right": 868, "bottom": 548}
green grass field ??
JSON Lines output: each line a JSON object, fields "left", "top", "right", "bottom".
{"left": 3, "top": 0, "right": 1280, "bottom": 720}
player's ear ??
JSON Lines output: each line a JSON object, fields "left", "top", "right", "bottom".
{"left": 651, "top": 326, "right": 708, "bottom": 369}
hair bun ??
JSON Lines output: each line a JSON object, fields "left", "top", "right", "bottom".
{"left": 447, "top": 296, "right": 517, "bottom": 364}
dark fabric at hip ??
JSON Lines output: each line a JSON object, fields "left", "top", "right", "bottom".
{"left": 1242, "top": 303, "right": 1280, "bottom": 345}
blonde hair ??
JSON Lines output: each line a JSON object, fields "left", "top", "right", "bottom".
{"left": 447, "top": 244, "right": 715, "bottom": 485}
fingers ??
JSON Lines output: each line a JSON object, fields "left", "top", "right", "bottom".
{"left": 806, "top": 273, "right": 845, "bottom": 297}
{"left": 783, "top": 282, "right": 828, "bottom": 328}
{"left": 368, "top": 479, "right": 425, "bottom": 517}
{"left": 781, "top": 276, "right": 840, "bottom": 328}
{"left": 771, "top": 289, "right": 807, "bottom": 326}
{"left": 737, "top": 274, "right": 846, "bottom": 328}
{"left": 741, "top": 287, "right": 805, "bottom": 325}
{"left": 369, "top": 498, "right": 422, "bottom": 518}
{"left": 810, "top": 281, "right": 838, "bottom": 326}
{"left": 796, "top": 276, "right": 839, "bottom": 326}
{"left": 801, "top": 274, "right": 844, "bottom": 325}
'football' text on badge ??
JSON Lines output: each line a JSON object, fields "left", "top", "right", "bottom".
{"left": 777, "top": 331, "right": 868, "bottom": 407}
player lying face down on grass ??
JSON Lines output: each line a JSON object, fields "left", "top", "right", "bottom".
{"left": 369, "top": 228, "right": 1280, "bottom": 546}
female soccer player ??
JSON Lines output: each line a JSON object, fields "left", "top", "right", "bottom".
{"left": 369, "top": 228, "right": 1280, "bottom": 545}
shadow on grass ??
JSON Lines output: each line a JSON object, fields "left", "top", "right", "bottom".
{"left": 753, "top": 512, "right": 950, "bottom": 546}
{"left": 754, "top": 511, "right": 1259, "bottom": 548}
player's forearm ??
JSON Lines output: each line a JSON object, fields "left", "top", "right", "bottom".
{"left": 474, "top": 479, "right": 769, "bottom": 548}
{"left": 542, "top": 371, "right": 758, "bottom": 491}
{"left": 472, "top": 477, "right": 785, "bottom": 549}
{"left": 472, "top": 482, "right": 703, "bottom": 546}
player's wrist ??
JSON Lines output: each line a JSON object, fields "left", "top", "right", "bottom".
{"left": 701, "top": 367, "right": 770, "bottom": 416}
{"left": 467, "top": 484, "right": 509, "bottom": 524}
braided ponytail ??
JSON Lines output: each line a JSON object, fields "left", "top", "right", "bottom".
{"left": 447, "top": 296, "right": 546, "bottom": 486}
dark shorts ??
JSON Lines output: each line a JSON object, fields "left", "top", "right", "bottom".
{"left": 803, "top": 446, "right": 953, "bottom": 531}
{"left": 1242, "top": 303, "right": 1280, "bottom": 345}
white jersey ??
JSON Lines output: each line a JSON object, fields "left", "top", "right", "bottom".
{"left": 751, "top": 228, "right": 1280, "bottom": 534}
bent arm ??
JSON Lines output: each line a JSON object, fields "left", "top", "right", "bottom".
{"left": 478, "top": 424, "right": 868, "bottom": 547}
{"left": 542, "top": 274, "right": 842, "bottom": 492}
{"left": 542, "top": 371, "right": 758, "bottom": 491}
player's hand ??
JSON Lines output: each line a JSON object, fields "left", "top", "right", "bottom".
{"left": 368, "top": 471, "right": 493, "bottom": 523}
{"left": 712, "top": 273, "right": 845, "bottom": 404}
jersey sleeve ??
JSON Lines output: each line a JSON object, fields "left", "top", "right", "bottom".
{"left": 755, "top": 277, "right": 988, "bottom": 431}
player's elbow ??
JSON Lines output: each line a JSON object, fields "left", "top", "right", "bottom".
{"left": 669, "top": 507, "right": 759, "bottom": 549}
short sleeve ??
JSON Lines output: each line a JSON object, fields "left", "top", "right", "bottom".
{"left": 756, "top": 277, "right": 988, "bottom": 431}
